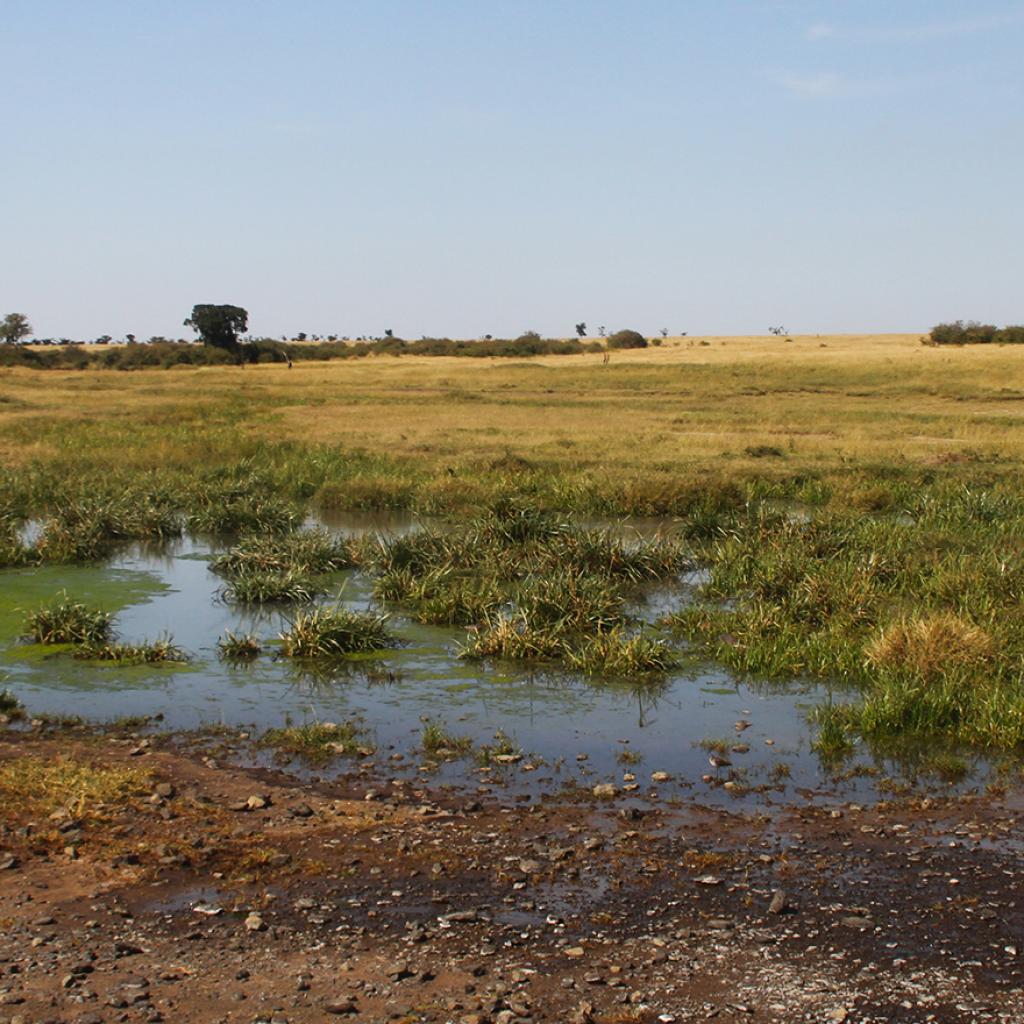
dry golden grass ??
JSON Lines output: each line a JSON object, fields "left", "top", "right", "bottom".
{"left": 2, "top": 333, "right": 1023, "bottom": 477}
{"left": 865, "top": 613, "right": 997, "bottom": 683}
{"left": 0, "top": 755, "right": 152, "bottom": 818}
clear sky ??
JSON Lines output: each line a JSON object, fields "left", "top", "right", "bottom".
{"left": 3, "top": 1, "right": 1022, "bottom": 341}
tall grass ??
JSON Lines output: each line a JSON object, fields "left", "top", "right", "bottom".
{"left": 24, "top": 596, "right": 114, "bottom": 645}
{"left": 279, "top": 606, "right": 395, "bottom": 657}
{"left": 76, "top": 636, "right": 186, "bottom": 664}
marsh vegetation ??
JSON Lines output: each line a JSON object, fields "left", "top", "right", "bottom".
{"left": 1, "top": 334, "right": 1023, "bottom": 788}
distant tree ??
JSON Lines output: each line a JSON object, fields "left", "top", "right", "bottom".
{"left": 929, "top": 320, "right": 998, "bottom": 345}
{"left": 296, "top": 332, "right": 307, "bottom": 342}
{"left": 0, "top": 312, "right": 32, "bottom": 345}
{"left": 598, "top": 325, "right": 606, "bottom": 338}
{"left": 184, "top": 304, "right": 248, "bottom": 357}
{"left": 384, "top": 328, "right": 394, "bottom": 339}
{"left": 606, "top": 329, "right": 648, "bottom": 350}
{"left": 126, "top": 333, "right": 136, "bottom": 344}
{"left": 660, "top": 327, "right": 669, "bottom": 338}
{"left": 769, "top": 326, "right": 787, "bottom": 336}
{"left": 575, "top": 322, "right": 587, "bottom": 338}
{"left": 96, "top": 335, "right": 112, "bottom": 345}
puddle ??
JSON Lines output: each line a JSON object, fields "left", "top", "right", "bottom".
{"left": 0, "top": 513, "right": 994, "bottom": 808}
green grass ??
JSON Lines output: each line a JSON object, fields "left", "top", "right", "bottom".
{"left": 76, "top": 636, "right": 187, "bottom": 665}
{"left": 0, "top": 689, "right": 23, "bottom": 720}
{"left": 278, "top": 605, "right": 395, "bottom": 657}
{"left": 23, "top": 595, "right": 114, "bottom": 645}
{"left": 4, "top": 336, "right": 1024, "bottom": 753}
{"left": 421, "top": 720, "right": 473, "bottom": 760}
{"left": 474, "top": 730, "right": 523, "bottom": 767}
{"left": 217, "top": 630, "right": 263, "bottom": 660}
{"left": 259, "top": 720, "right": 371, "bottom": 764}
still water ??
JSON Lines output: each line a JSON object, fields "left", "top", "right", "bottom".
{"left": 0, "top": 513, "right": 988, "bottom": 805}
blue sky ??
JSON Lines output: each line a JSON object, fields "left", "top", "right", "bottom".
{"left": 3, "top": 1, "right": 1022, "bottom": 340}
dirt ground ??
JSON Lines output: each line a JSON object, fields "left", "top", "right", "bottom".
{"left": 2, "top": 730, "right": 1023, "bottom": 1024}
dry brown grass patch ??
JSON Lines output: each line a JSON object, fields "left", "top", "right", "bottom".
{"left": 0, "top": 755, "right": 152, "bottom": 819}
{"left": 865, "top": 613, "right": 996, "bottom": 682}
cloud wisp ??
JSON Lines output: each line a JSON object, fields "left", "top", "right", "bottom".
{"left": 806, "top": 10, "right": 1024, "bottom": 43}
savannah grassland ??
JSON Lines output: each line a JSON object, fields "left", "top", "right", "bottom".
{"left": 3, "top": 332, "right": 1024, "bottom": 758}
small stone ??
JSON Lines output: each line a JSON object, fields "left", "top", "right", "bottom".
{"left": 565, "top": 946, "right": 585, "bottom": 958}
{"left": 840, "top": 915, "right": 873, "bottom": 930}
{"left": 244, "top": 912, "right": 266, "bottom": 932}
{"left": 153, "top": 782, "right": 175, "bottom": 799}
{"left": 291, "top": 803, "right": 314, "bottom": 818}
{"left": 325, "top": 998, "right": 358, "bottom": 1015}
{"left": 592, "top": 784, "right": 617, "bottom": 800}
{"left": 768, "top": 890, "right": 788, "bottom": 915}
{"left": 245, "top": 794, "right": 269, "bottom": 810}
{"left": 651, "top": 771, "right": 671, "bottom": 783}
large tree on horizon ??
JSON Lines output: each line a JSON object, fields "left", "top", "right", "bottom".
{"left": 183, "top": 304, "right": 248, "bottom": 357}
{"left": 0, "top": 312, "right": 32, "bottom": 345}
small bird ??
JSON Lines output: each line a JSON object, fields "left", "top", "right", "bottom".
{"left": 708, "top": 752, "right": 732, "bottom": 771}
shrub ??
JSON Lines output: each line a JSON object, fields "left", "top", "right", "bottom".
{"left": 606, "top": 329, "right": 648, "bottom": 350}
{"left": 928, "top": 321, "right": 998, "bottom": 345}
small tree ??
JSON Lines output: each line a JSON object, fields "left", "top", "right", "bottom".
{"left": 606, "top": 329, "right": 648, "bottom": 350}
{"left": 184, "top": 304, "right": 248, "bottom": 356}
{"left": 0, "top": 313, "right": 32, "bottom": 345}
{"left": 575, "top": 322, "right": 587, "bottom": 338}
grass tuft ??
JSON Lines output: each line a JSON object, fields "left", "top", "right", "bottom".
{"left": 865, "top": 613, "right": 996, "bottom": 683}
{"left": 421, "top": 720, "right": 473, "bottom": 760}
{"left": 279, "top": 605, "right": 394, "bottom": 657}
{"left": 24, "top": 595, "right": 114, "bottom": 646}
{"left": 76, "top": 635, "right": 187, "bottom": 664}
{"left": 217, "top": 631, "right": 263, "bottom": 660}
{"left": 259, "top": 720, "right": 371, "bottom": 764}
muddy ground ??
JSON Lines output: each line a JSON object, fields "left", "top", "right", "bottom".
{"left": 1, "top": 730, "right": 1023, "bottom": 1024}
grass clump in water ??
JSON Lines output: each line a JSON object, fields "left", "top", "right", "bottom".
{"left": 211, "top": 528, "right": 354, "bottom": 604}
{"left": 210, "top": 528, "right": 353, "bottom": 577}
{"left": 0, "top": 689, "right": 24, "bottom": 721}
{"left": 421, "top": 720, "right": 473, "bottom": 760}
{"left": 458, "top": 614, "right": 567, "bottom": 662}
{"left": 564, "top": 630, "right": 678, "bottom": 675}
{"left": 259, "top": 720, "right": 371, "bottom": 764}
{"left": 220, "top": 567, "right": 323, "bottom": 604}
{"left": 76, "top": 635, "right": 187, "bottom": 665}
{"left": 279, "top": 606, "right": 394, "bottom": 657}
{"left": 23, "top": 595, "right": 114, "bottom": 645}
{"left": 217, "top": 631, "right": 263, "bottom": 660}
{"left": 374, "top": 566, "right": 504, "bottom": 626}
{"left": 475, "top": 730, "right": 523, "bottom": 767}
